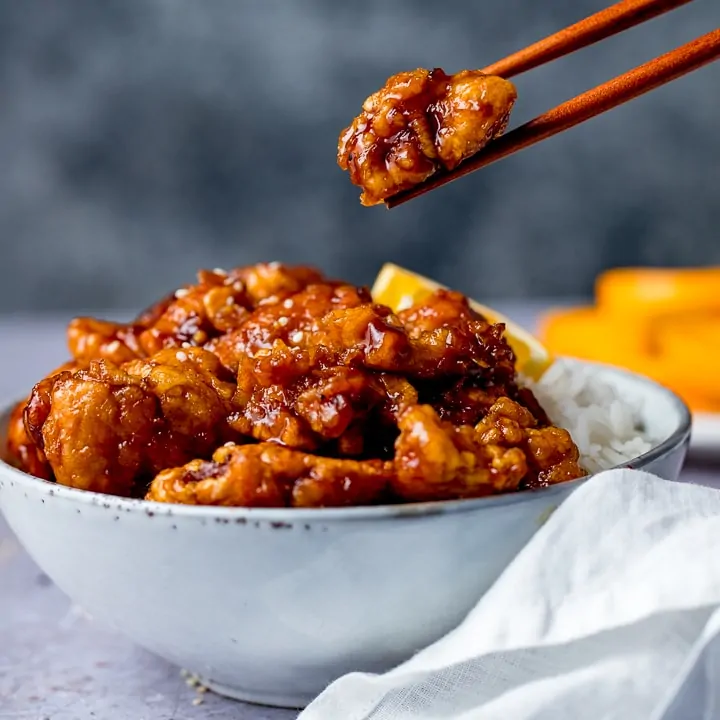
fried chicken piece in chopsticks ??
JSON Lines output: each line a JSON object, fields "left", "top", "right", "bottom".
{"left": 338, "top": 68, "right": 516, "bottom": 205}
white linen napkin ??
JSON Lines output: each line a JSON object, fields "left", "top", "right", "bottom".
{"left": 299, "top": 469, "right": 720, "bottom": 720}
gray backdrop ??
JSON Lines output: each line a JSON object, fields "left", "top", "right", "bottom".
{"left": 1, "top": 0, "right": 718, "bottom": 312}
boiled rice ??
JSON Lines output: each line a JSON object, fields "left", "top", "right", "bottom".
{"left": 521, "top": 360, "right": 656, "bottom": 474}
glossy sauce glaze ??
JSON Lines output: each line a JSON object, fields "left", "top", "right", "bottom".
{"left": 338, "top": 68, "right": 517, "bottom": 205}
{"left": 6, "top": 263, "right": 585, "bottom": 507}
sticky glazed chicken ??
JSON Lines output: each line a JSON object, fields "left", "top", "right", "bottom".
{"left": 24, "top": 348, "right": 239, "bottom": 497}
{"left": 338, "top": 68, "right": 517, "bottom": 205}
{"left": 5, "top": 263, "right": 585, "bottom": 506}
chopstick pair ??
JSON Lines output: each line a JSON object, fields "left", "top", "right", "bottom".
{"left": 385, "top": 0, "right": 720, "bottom": 208}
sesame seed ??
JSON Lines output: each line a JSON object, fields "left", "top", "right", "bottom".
{"left": 175, "top": 288, "right": 190, "bottom": 298}
{"left": 277, "top": 316, "right": 289, "bottom": 327}
{"left": 268, "top": 261, "right": 281, "bottom": 270}
{"left": 106, "top": 340, "right": 122, "bottom": 352}
{"left": 176, "top": 351, "right": 188, "bottom": 362}
{"left": 225, "top": 296, "right": 235, "bottom": 306}
{"left": 290, "top": 331, "right": 304, "bottom": 344}
{"left": 181, "top": 341, "right": 191, "bottom": 348}
{"left": 192, "top": 697, "right": 204, "bottom": 706}
{"left": 283, "top": 299, "right": 294, "bottom": 309}
{"left": 224, "top": 441, "right": 236, "bottom": 447}
{"left": 213, "top": 267, "right": 227, "bottom": 276}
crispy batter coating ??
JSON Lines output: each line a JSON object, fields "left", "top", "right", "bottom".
{"left": 135, "top": 271, "right": 251, "bottom": 355}
{"left": 67, "top": 293, "right": 175, "bottom": 365}
{"left": 67, "top": 317, "right": 146, "bottom": 365}
{"left": 392, "top": 404, "right": 529, "bottom": 502}
{"left": 209, "top": 283, "right": 402, "bottom": 455}
{"left": 232, "top": 263, "right": 327, "bottom": 306}
{"left": 225, "top": 289, "right": 516, "bottom": 458}
{"left": 305, "top": 291, "right": 516, "bottom": 382}
{"left": 135, "top": 264, "right": 324, "bottom": 354}
{"left": 10, "top": 263, "right": 586, "bottom": 505}
{"left": 27, "top": 348, "right": 240, "bottom": 496}
{"left": 147, "top": 443, "right": 393, "bottom": 508}
{"left": 231, "top": 346, "right": 392, "bottom": 453}
{"left": 398, "top": 290, "right": 550, "bottom": 426}
{"left": 338, "top": 68, "right": 517, "bottom": 205}
{"left": 5, "top": 400, "right": 53, "bottom": 479}
{"left": 206, "top": 282, "right": 369, "bottom": 372}
{"left": 393, "top": 397, "right": 585, "bottom": 502}
{"left": 474, "top": 397, "right": 585, "bottom": 487}
{"left": 67, "top": 263, "right": 326, "bottom": 365}
{"left": 5, "top": 361, "right": 79, "bottom": 479}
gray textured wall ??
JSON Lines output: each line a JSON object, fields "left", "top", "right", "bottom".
{"left": 1, "top": 0, "right": 718, "bottom": 312}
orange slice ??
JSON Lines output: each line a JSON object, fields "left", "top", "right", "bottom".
{"left": 596, "top": 267, "right": 720, "bottom": 316}
{"left": 539, "top": 305, "right": 720, "bottom": 413}
{"left": 371, "top": 263, "right": 553, "bottom": 380}
{"left": 538, "top": 306, "right": 649, "bottom": 366}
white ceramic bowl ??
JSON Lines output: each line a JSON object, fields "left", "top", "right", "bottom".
{"left": 0, "top": 361, "right": 691, "bottom": 708}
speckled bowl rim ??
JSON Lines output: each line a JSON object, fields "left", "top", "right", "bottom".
{"left": 0, "top": 358, "right": 691, "bottom": 522}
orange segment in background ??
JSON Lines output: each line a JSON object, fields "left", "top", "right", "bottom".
{"left": 653, "top": 313, "right": 720, "bottom": 359}
{"left": 539, "top": 276, "right": 720, "bottom": 415}
{"left": 596, "top": 266, "right": 720, "bottom": 316}
{"left": 538, "top": 306, "right": 649, "bottom": 367}
{"left": 371, "top": 263, "right": 553, "bottom": 380}
{"left": 594, "top": 265, "right": 720, "bottom": 412}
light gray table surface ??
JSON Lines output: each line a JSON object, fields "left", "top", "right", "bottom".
{"left": 2, "top": 307, "right": 719, "bottom": 720}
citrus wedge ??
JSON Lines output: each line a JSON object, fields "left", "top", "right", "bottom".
{"left": 595, "top": 267, "right": 720, "bottom": 316}
{"left": 371, "top": 263, "right": 553, "bottom": 380}
{"left": 538, "top": 305, "right": 720, "bottom": 413}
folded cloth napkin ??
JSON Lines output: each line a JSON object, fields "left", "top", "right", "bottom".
{"left": 299, "top": 469, "right": 720, "bottom": 720}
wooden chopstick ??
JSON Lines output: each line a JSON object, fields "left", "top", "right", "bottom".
{"left": 481, "top": 0, "right": 695, "bottom": 79}
{"left": 386, "top": 29, "right": 720, "bottom": 208}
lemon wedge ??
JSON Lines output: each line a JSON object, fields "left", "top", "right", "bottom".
{"left": 371, "top": 263, "right": 553, "bottom": 380}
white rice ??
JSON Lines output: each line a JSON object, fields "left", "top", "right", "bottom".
{"left": 521, "top": 360, "right": 657, "bottom": 474}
